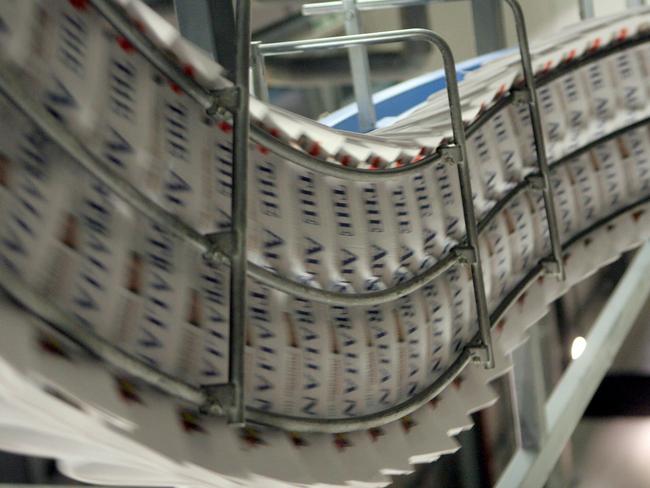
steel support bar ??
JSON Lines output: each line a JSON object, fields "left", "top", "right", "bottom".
{"left": 471, "top": 0, "right": 506, "bottom": 55}
{"left": 505, "top": 0, "right": 565, "bottom": 279}
{"left": 496, "top": 241, "right": 650, "bottom": 488}
{"left": 257, "top": 29, "right": 493, "bottom": 367}
{"left": 579, "top": 0, "right": 595, "bottom": 19}
{"left": 303, "top": 0, "right": 440, "bottom": 15}
{"left": 512, "top": 324, "right": 548, "bottom": 451}
{"left": 250, "top": 41, "right": 270, "bottom": 101}
{"left": 225, "top": 0, "right": 252, "bottom": 426}
{"left": 342, "top": 0, "right": 377, "bottom": 131}
{"left": 90, "top": 0, "right": 496, "bottom": 314}
{"left": 174, "top": 0, "right": 237, "bottom": 76}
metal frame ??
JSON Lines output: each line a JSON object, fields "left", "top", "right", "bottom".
{"left": 88, "top": 0, "right": 252, "bottom": 424}
{"left": 2, "top": 39, "right": 647, "bottom": 428}
{"left": 504, "top": 0, "right": 565, "bottom": 279}
{"left": 226, "top": 0, "right": 252, "bottom": 426}
{"left": 256, "top": 0, "right": 566, "bottom": 279}
{"left": 117, "top": 18, "right": 497, "bottom": 367}
{"left": 342, "top": 0, "right": 377, "bottom": 131}
{"left": 173, "top": 0, "right": 237, "bottom": 76}
{"left": 0, "top": 0, "right": 643, "bottom": 433}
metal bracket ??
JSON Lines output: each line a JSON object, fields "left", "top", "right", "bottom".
{"left": 512, "top": 88, "right": 530, "bottom": 107}
{"left": 207, "top": 86, "right": 241, "bottom": 114}
{"left": 468, "top": 341, "right": 491, "bottom": 366}
{"left": 202, "top": 231, "right": 233, "bottom": 265}
{"left": 200, "top": 383, "right": 237, "bottom": 418}
{"left": 440, "top": 144, "right": 463, "bottom": 165}
{"left": 542, "top": 256, "right": 563, "bottom": 277}
{"left": 527, "top": 174, "right": 548, "bottom": 191}
{"left": 455, "top": 246, "right": 478, "bottom": 264}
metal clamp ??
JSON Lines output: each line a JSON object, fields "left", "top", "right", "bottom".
{"left": 455, "top": 246, "right": 478, "bottom": 264}
{"left": 527, "top": 174, "right": 548, "bottom": 191}
{"left": 207, "top": 86, "right": 241, "bottom": 114}
{"left": 440, "top": 144, "right": 463, "bottom": 165}
{"left": 203, "top": 231, "right": 233, "bottom": 264}
{"left": 468, "top": 342, "right": 492, "bottom": 364}
{"left": 512, "top": 87, "right": 531, "bottom": 107}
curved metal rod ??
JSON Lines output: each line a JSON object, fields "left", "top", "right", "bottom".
{"left": 246, "top": 195, "right": 650, "bottom": 432}
{"left": 0, "top": 74, "right": 646, "bottom": 430}
{"left": 0, "top": 68, "right": 217, "bottom": 262}
{"left": 250, "top": 253, "right": 457, "bottom": 306}
{"left": 4, "top": 188, "right": 644, "bottom": 433}
{"left": 227, "top": 0, "right": 252, "bottom": 425}
{"left": 0, "top": 263, "right": 221, "bottom": 416}
{"left": 249, "top": 125, "right": 441, "bottom": 181}
{"left": 91, "top": 0, "right": 446, "bottom": 181}
{"left": 253, "top": 25, "right": 494, "bottom": 365}
{"left": 83, "top": 0, "right": 648, "bottom": 317}
{"left": 505, "top": 0, "right": 565, "bottom": 279}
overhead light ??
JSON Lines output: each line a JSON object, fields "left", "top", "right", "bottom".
{"left": 571, "top": 336, "right": 587, "bottom": 360}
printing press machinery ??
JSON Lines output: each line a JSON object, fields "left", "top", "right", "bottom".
{"left": 0, "top": 0, "right": 650, "bottom": 486}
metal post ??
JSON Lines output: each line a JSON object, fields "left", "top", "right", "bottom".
{"left": 227, "top": 0, "right": 251, "bottom": 426}
{"left": 251, "top": 41, "right": 270, "bottom": 102}
{"left": 471, "top": 0, "right": 506, "bottom": 55}
{"left": 505, "top": 0, "right": 565, "bottom": 279}
{"left": 174, "top": 0, "right": 237, "bottom": 77}
{"left": 342, "top": 0, "right": 377, "bottom": 132}
{"left": 579, "top": 0, "right": 595, "bottom": 19}
{"left": 303, "top": 0, "right": 443, "bottom": 15}
{"left": 512, "top": 324, "right": 548, "bottom": 451}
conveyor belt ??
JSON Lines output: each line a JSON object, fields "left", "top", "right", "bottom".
{"left": 2, "top": 0, "right": 650, "bottom": 486}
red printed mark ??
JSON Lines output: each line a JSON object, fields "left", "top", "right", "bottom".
{"left": 217, "top": 121, "right": 232, "bottom": 133}
{"left": 69, "top": 0, "right": 88, "bottom": 10}
{"left": 116, "top": 36, "right": 134, "bottom": 53}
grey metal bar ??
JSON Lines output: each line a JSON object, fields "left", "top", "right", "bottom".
{"left": 260, "top": 30, "right": 492, "bottom": 363}
{"left": 512, "top": 324, "right": 548, "bottom": 451}
{"left": 227, "top": 0, "right": 252, "bottom": 426}
{"left": 93, "top": 0, "right": 470, "bottom": 308}
{"left": 579, "top": 0, "right": 595, "bottom": 19}
{"left": 505, "top": 0, "right": 566, "bottom": 279}
{"left": 250, "top": 41, "right": 270, "bottom": 102}
{"left": 303, "top": 0, "right": 437, "bottom": 15}
{"left": 0, "top": 67, "right": 223, "bottom": 264}
{"left": 98, "top": 1, "right": 496, "bottom": 359}
{"left": 250, "top": 252, "right": 457, "bottom": 306}
{"left": 247, "top": 347, "right": 473, "bottom": 431}
{"left": 471, "top": 0, "right": 506, "bottom": 55}
{"left": 342, "top": 0, "right": 377, "bottom": 131}
{"left": 0, "top": 255, "right": 224, "bottom": 417}
{"left": 174, "top": 0, "right": 237, "bottom": 76}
